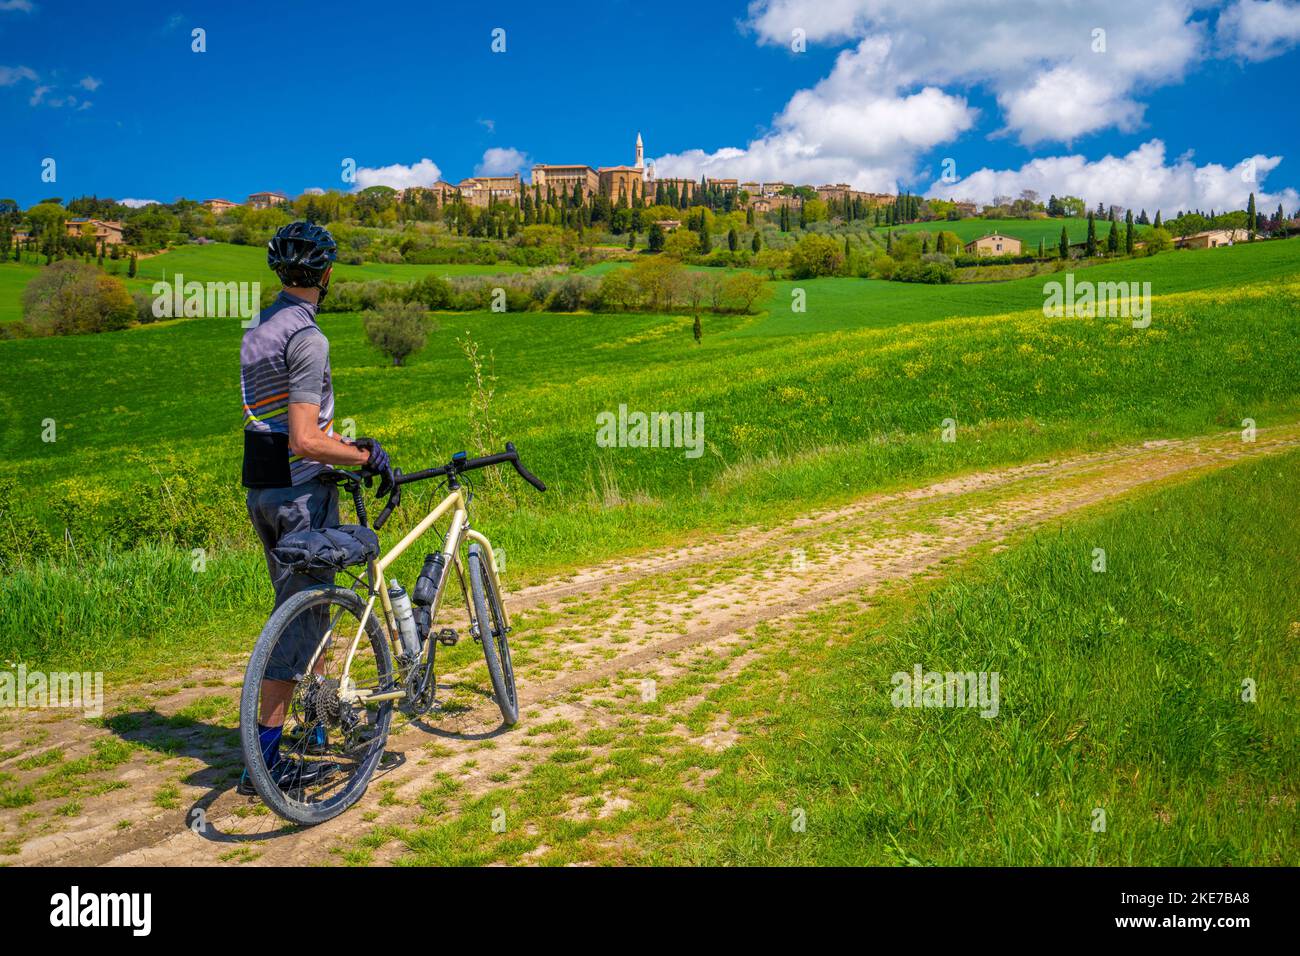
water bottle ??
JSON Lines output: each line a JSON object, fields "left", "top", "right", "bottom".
{"left": 413, "top": 552, "right": 446, "bottom": 607}
{"left": 387, "top": 580, "right": 421, "bottom": 659}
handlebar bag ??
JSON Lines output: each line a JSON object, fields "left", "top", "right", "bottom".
{"left": 271, "top": 524, "right": 381, "bottom": 573}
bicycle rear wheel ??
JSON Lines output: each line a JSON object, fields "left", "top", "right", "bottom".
{"left": 239, "top": 585, "right": 395, "bottom": 825}
{"left": 467, "top": 543, "right": 519, "bottom": 725}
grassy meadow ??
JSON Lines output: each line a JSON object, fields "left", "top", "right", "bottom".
{"left": 1, "top": 225, "right": 1297, "bottom": 867}
{"left": 377, "top": 449, "right": 1299, "bottom": 865}
{"left": 2, "top": 237, "right": 1299, "bottom": 675}
{"left": 891, "top": 215, "right": 1094, "bottom": 247}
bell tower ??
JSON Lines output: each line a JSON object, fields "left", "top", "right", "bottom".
{"left": 635, "top": 132, "right": 644, "bottom": 170}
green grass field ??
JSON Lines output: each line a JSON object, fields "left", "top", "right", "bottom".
{"left": 109, "top": 242, "right": 525, "bottom": 285}
{"left": 891, "top": 216, "right": 1094, "bottom": 247}
{"left": 1, "top": 230, "right": 1297, "bottom": 866}
{"left": 747, "top": 237, "right": 1300, "bottom": 335}
{"left": 0, "top": 261, "right": 43, "bottom": 325}
{"left": 378, "top": 450, "right": 1299, "bottom": 865}
{"left": 2, "top": 238, "right": 1299, "bottom": 673}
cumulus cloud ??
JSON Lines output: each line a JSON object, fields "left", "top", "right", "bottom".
{"left": 746, "top": 0, "right": 1208, "bottom": 145}
{"left": 929, "top": 140, "right": 1299, "bottom": 216}
{"left": 474, "top": 147, "right": 529, "bottom": 177}
{"left": 78, "top": 75, "right": 101, "bottom": 91}
{"left": 352, "top": 158, "right": 444, "bottom": 190}
{"left": 654, "top": 37, "right": 974, "bottom": 189}
{"left": 1217, "top": 0, "right": 1300, "bottom": 59}
{"left": 120, "top": 198, "right": 159, "bottom": 208}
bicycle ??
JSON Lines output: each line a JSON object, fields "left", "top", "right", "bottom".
{"left": 238, "top": 443, "right": 546, "bottom": 825}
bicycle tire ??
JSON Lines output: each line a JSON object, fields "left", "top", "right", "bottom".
{"left": 467, "top": 543, "right": 519, "bottom": 725}
{"left": 239, "top": 585, "right": 395, "bottom": 825}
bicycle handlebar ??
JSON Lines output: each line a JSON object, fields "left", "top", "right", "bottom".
{"left": 320, "top": 442, "right": 546, "bottom": 531}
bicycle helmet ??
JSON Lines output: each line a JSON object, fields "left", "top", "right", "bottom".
{"left": 267, "top": 221, "right": 337, "bottom": 300}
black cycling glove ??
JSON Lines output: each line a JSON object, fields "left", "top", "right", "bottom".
{"left": 354, "top": 437, "right": 395, "bottom": 497}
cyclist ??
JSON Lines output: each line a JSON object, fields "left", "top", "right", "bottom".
{"left": 238, "top": 221, "right": 394, "bottom": 795}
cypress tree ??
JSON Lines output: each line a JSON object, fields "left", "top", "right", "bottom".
{"left": 1247, "top": 192, "right": 1257, "bottom": 239}
{"left": 1107, "top": 220, "right": 1119, "bottom": 253}
{"left": 1125, "top": 210, "right": 1135, "bottom": 254}
{"left": 727, "top": 228, "right": 738, "bottom": 252}
{"left": 1086, "top": 212, "right": 1097, "bottom": 257}
{"left": 128, "top": 252, "right": 137, "bottom": 277}
{"left": 1153, "top": 210, "right": 1162, "bottom": 230}
{"left": 751, "top": 231, "right": 761, "bottom": 253}
{"left": 1059, "top": 225, "right": 1069, "bottom": 259}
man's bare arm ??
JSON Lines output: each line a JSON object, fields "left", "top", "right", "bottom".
{"left": 287, "top": 402, "right": 370, "bottom": 466}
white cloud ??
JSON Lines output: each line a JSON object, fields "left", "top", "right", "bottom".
{"left": 746, "top": 0, "right": 1208, "bottom": 145}
{"left": 997, "top": 67, "right": 1145, "bottom": 146}
{"left": 78, "top": 75, "right": 101, "bottom": 91}
{"left": 474, "top": 147, "right": 529, "bottom": 177}
{"left": 352, "top": 158, "right": 444, "bottom": 190}
{"left": 478, "top": 118, "right": 496, "bottom": 133}
{"left": 0, "top": 1, "right": 36, "bottom": 12}
{"left": 0, "top": 65, "right": 37, "bottom": 85}
{"left": 1217, "top": 0, "right": 1300, "bottom": 59}
{"left": 929, "top": 139, "right": 1299, "bottom": 216}
{"left": 301, "top": 186, "right": 326, "bottom": 195}
{"left": 28, "top": 84, "right": 48, "bottom": 105}
{"left": 120, "top": 198, "right": 159, "bottom": 208}
{"left": 654, "top": 37, "right": 974, "bottom": 189}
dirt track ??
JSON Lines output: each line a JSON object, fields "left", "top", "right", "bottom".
{"left": 3, "top": 424, "right": 1297, "bottom": 866}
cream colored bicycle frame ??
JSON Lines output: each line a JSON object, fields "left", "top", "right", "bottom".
{"left": 305, "top": 485, "right": 507, "bottom": 706}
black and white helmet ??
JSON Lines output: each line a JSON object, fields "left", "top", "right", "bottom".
{"left": 267, "top": 221, "right": 337, "bottom": 289}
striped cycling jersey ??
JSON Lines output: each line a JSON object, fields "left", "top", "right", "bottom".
{"left": 240, "top": 292, "right": 335, "bottom": 488}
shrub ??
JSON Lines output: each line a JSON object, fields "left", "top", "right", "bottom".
{"left": 720, "top": 272, "right": 768, "bottom": 313}
{"left": 407, "top": 273, "right": 454, "bottom": 310}
{"left": 21, "top": 260, "right": 135, "bottom": 335}
{"left": 788, "top": 233, "right": 845, "bottom": 278}
{"left": 546, "top": 275, "right": 592, "bottom": 312}
{"left": 362, "top": 300, "right": 433, "bottom": 366}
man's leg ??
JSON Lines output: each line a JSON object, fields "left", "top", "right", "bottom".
{"left": 247, "top": 480, "right": 339, "bottom": 765}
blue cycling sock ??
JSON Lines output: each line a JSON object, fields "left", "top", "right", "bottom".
{"left": 257, "top": 722, "right": 283, "bottom": 768}
{"left": 311, "top": 723, "right": 327, "bottom": 748}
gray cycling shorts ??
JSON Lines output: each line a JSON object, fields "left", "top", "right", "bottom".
{"left": 247, "top": 479, "right": 340, "bottom": 682}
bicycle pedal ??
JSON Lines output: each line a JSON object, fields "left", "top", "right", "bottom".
{"left": 436, "top": 628, "right": 460, "bottom": 646}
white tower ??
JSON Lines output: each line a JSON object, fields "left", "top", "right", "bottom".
{"left": 635, "top": 132, "right": 644, "bottom": 170}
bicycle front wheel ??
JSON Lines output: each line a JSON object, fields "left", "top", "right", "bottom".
{"left": 467, "top": 543, "right": 519, "bottom": 726}
{"left": 239, "top": 585, "right": 395, "bottom": 826}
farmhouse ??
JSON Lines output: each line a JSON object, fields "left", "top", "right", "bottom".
{"left": 1174, "top": 228, "right": 1243, "bottom": 249}
{"left": 652, "top": 219, "right": 682, "bottom": 231}
{"left": 246, "top": 191, "right": 289, "bottom": 209}
{"left": 65, "top": 218, "right": 125, "bottom": 245}
{"left": 203, "top": 198, "right": 240, "bottom": 213}
{"left": 965, "top": 233, "right": 1023, "bottom": 256}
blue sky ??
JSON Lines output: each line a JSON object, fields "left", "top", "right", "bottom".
{"left": 2, "top": 0, "right": 1299, "bottom": 214}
